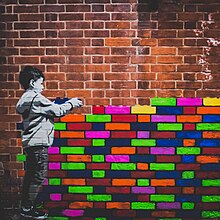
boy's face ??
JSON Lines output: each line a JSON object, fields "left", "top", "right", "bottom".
{"left": 32, "top": 77, "right": 44, "bottom": 93}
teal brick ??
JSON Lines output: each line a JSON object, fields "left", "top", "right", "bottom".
{"left": 158, "top": 123, "right": 183, "bottom": 131}
{"left": 92, "top": 170, "right": 105, "bottom": 178}
{"left": 111, "top": 163, "right": 136, "bottom": 170}
{"left": 177, "top": 147, "right": 200, "bottom": 155}
{"left": 92, "top": 139, "right": 105, "bottom": 146}
{"left": 150, "top": 194, "right": 175, "bottom": 202}
{"left": 202, "top": 211, "right": 220, "bottom": 219}
{"left": 182, "top": 171, "right": 194, "bottom": 179}
{"left": 202, "top": 179, "right": 220, "bottom": 186}
{"left": 60, "top": 147, "right": 84, "bottom": 154}
{"left": 54, "top": 123, "right": 66, "bottom": 130}
{"left": 131, "top": 202, "right": 155, "bottom": 210}
{"left": 182, "top": 202, "right": 194, "bottom": 209}
{"left": 16, "top": 154, "right": 26, "bottom": 162}
{"left": 86, "top": 115, "right": 111, "bottom": 122}
{"left": 87, "top": 195, "right": 112, "bottom": 201}
{"left": 61, "top": 163, "right": 85, "bottom": 170}
{"left": 197, "top": 123, "right": 220, "bottom": 130}
{"left": 131, "top": 139, "right": 156, "bottom": 147}
{"left": 92, "top": 155, "right": 105, "bottom": 162}
{"left": 49, "top": 178, "right": 61, "bottom": 185}
{"left": 151, "top": 98, "right": 176, "bottom": 106}
{"left": 202, "top": 196, "right": 220, "bottom": 202}
{"left": 150, "top": 163, "right": 175, "bottom": 170}
{"left": 69, "top": 186, "right": 93, "bottom": 193}
{"left": 137, "top": 179, "right": 150, "bottom": 186}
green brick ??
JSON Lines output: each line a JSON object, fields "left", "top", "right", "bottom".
{"left": 111, "top": 163, "right": 136, "bottom": 170}
{"left": 182, "top": 202, "right": 194, "bottom": 209}
{"left": 48, "top": 217, "right": 68, "bottom": 220}
{"left": 182, "top": 171, "right": 194, "bottom": 179}
{"left": 86, "top": 115, "right": 111, "bottom": 122}
{"left": 49, "top": 178, "right": 61, "bottom": 185}
{"left": 131, "top": 139, "right": 156, "bottom": 147}
{"left": 150, "top": 163, "right": 175, "bottom": 170}
{"left": 92, "top": 170, "right": 105, "bottom": 178}
{"left": 202, "top": 196, "right": 220, "bottom": 202}
{"left": 177, "top": 147, "right": 200, "bottom": 155}
{"left": 150, "top": 194, "right": 175, "bottom": 202}
{"left": 60, "top": 147, "right": 84, "bottom": 154}
{"left": 158, "top": 123, "right": 182, "bottom": 131}
{"left": 202, "top": 179, "right": 220, "bottom": 186}
{"left": 87, "top": 194, "right": 112, "bottom": 201}
{"left": 69, "top": 186, "right": 93, "bottom": 193}
{"left": 202, "top": 211, "right": 220, "bottom": 219}
{"left": 95, "top": 218, "right": 107, "bottom": 220}
{"left": 92, "top": 139, "right": 105, "bottom": 146}
{"left": 54, "top": 123, "right": 66, "bottom": 130}
{"left": 131, "top": 202, "right": 155, "bottom": 210}
{"left": 16, "top": 154, "right": 26, "bottom": 162}
{"left": 196, "top": 123, "right": 220, "bottom": 130}
{"left": 151, "top": 98, "right": 176, "bottom": 106}
{"left": 137, "top": 179, "right": 150, "bottom": 186}
{"left": 92, "top": 155, "right": 104, "bottom": 162}
{"left": 61, "top": 163, "right": 85, "bottom": 170}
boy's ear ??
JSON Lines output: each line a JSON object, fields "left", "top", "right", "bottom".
{"left": 29, "top": 79, "right": 35, "bottom": 88}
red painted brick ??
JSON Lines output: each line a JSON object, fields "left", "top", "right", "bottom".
{"left": 67, "top": 139, "right": 91, "bottom": 146}
{"left": 67, "top": 123, "right": 92, "bottom": 130}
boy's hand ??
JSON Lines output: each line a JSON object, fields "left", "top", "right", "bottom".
{"left": 69, "top": 98, "right": 83, "bottom": 108}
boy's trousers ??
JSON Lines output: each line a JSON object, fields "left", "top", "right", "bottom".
{"left": 21, "top": 146, "right": 48, "bottom": 208}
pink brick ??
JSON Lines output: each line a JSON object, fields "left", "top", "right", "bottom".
{"left": 49, "top": 162, "right": 60, "bottom": 170}
{"left": 48, "top": 146, "right": 60, "bottom": 154}
{"left": 62, "top": 209, "right": 84, "bottom": 217}
{"left": 177, "top": 98, "right": 202, "bottom": 106}
{"left": 50, "top": 193, "right": 62, "bottom": 201}
{"left": 151, "top": 115, "right": 176, "bottom": 122}
{"left": 85, "top": 131, "right": 110, "bottom": 138}
{"left": 106, "top": 155, "right": 130, "bottom": 162}
{"left": 137, "top": 131, "right": 150, "bottom": 138}
{"left": 132, "top": 187, "right": 155, "bottom": 194}
{"left": 105, "top": 106, "right": 130, "bottom": 114}
{"left": 150, "top": 147, "right": 175, "bottom": 154}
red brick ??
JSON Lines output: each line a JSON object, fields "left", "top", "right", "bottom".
{"left": 67, "top": 123, "right": 92, "bottom": 130}
{"left": 176, "top": 164, "right": 200, "bottom": 170}
{"left": 87, "top": 179, "right": 111, "bottom": 186}
{"left": 156, "top": 156, "right": 181, "bottom": 163}
{"left": 92, "top": 106, "right": 105, "bottom": 114}
{"left": 131, "top": 171, "right": 155, "bottom": 178}
{"left": 151, "top": 132, "right": 176, "bottom": 139}
{"left": 48, "top": 155, "right": 66, "bottom": 162}
{"left": 87, "top": 163, "right": 110, "bottom": 170}
{"left": 112, "top": 131, "right": 136, "bottom": 138}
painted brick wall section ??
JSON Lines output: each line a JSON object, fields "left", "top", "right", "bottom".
{"left": 16, "top": 98, "right": 220, "bottom": 219}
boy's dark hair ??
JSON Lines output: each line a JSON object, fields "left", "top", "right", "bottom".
{"left": 19, "top": 66, "right": 45, "bottom": 90}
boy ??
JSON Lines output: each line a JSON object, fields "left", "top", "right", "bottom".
{"left": 16, "top": 66, "right": 82, "bottom": 219}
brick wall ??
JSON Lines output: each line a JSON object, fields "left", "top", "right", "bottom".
{"left": 0, "top": 0, "right": 220, "bottom": 217}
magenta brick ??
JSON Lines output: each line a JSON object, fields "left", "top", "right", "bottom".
{"left": 151, "top": 115, "right": 176, "bottom": 122}
{"left": 150, "top": 147, "right": 175, "bottom": 155}
{"left": 177, "top": 98, "right": 202, "bottom": 106}
{"left": 49, "top": 162, "right": 60, "bottom": 170}
{"left": 105, "top": 106, "right": 130, "bottom": 114}
{"left": 48, "top": 147, "right": 60, "bottom": 154}
{"left": 106, "top": 155, "right": 130, "bottom": 162}
{"left": 50, "top": 193, "right": 62, "bottom": 201}
{"left": 132, "top": 187, "right": 155, "bottom": 194}
{"left": 85, "top": 131, "right": 110, "bottom": 138}
{"left": 157, "top": 202, "right": 181, "bottom": 209}
{"left": 62, "top": 209, "right": 84, "bottom": 217}
{"left": 43, "top": 179, "right": 48, "bottom": 185}
{"left": 92, "top": 106, "right": 104, "bottom": 114}
{"left": 137, "top": 131, "right": 150, "bottom": 138}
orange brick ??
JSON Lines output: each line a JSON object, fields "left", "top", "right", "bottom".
{"left": 67, "top": 155, "right": 91, "bottom": 162}
{"left": 183, "top": 187, "right": 194, "bottom": 194}
{"left": 69, "top": 202, "right": 93, "bottom": 209}
{"left": 177, "top": 115, "right": 202, "bottom": 122}
{"left": 61, "top": 114, "right": 85, "bottom": 122}
{"left": 151, "top": 179, "right": 175, "bottom": 186}
{"left": 138, "top": 115, "right": 151, "bottom": 122}
{"left": 106, "top": 202, "right": 130, "bottom": 209}
{"left": 203, "top": 131, "right": 220, "bottom": 138}
{"left": 105, "top": 123, "right": 130, "bottom": 130}
{"left": 18, "top": 170, "right": 25, "bottom": 177}
{"left": 137, "top": 163, "right": 149, "bottom": 170}
{"left": 196, "top": 156, "right": 219, "bottom": 163}
{"left": 60, "top": 131, "right": 84, "bottom": 138}
{"left": 197, "top": 107, "right": 220, "bottom": 114}
{"left": 112, "top": 179, "right": 136, "bottom": 186}
{"left": 183, "top": 139, "right": 195, "bottom": 146}
{"left": 111, "top": 147, "right": 135, "bottom": 154}
{"left": 105, "top": 38, "right": 131, "bottom": 46}
{"left": 62, "top": 178, "right": 86, "bottom": 185}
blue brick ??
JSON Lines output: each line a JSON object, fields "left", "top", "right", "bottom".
{"left": 176, "top": 195, "right": 201, "bottom": 202}
{"left": 137, "top": 211, "right": 154, "bottom": 218}
{"left": 42, "top": 186, "right": 68, "bottom": 193}
{"left": 202, "top": 164, "right": 220, "bottom": 171}
{"left": 156, "top": 171, "right": 181, "bottom": 179}
{"left": 68, "top": 171, "right": 91, "bottom": 178}
{"left": 53, "top": 138, "right": 67, "bottom": 146}
{"left": 35, "top": 193, "right": 50, "bottom": 202}
{"left": 106, "top": 139, "right": 131, "bottom": 147}
{"left": 196, "top": 139, "right": 220, "bottom": 147}
{"left": 157, "top": 139, "right": 182, "bottom": 147}
{"left": 176, "top": 210, "right": 200, "bottom": 218}
{"left": 130, "top": 155, "right": 155, "bottom": 162}
{"left": 113, "top": 194, "right": 137, "bottom": 202}
{"left": 157, "top": 107, "right": 183, "bottom": 115}
{"left": 17, "top": 123, "right": 23, "bottom": 130}
{"left": 177, "top": 179, "right": 201, "bottom": 187}
{"left": 54, "top": 97, "right": 69, "bottom": 104}
{"left": 85, "top": 147, "right": 110, "bottom": 155}
{"left": 203, "top": 115, "right": 220, "bottom": 122}
{"left": 182, "top": 156, "right": 195, "bottom": 163}
{"left": 131, "top": 123, "right": 157, "bottom": 131}
{"left": 92, "top": 123, "right": 105, "bottom": 130}
{"left": 93, "top": 186, "right": 106, "bottom": 194}
{"left": 177, "top": 131, "right": 202, "bottom": 139}
{"left": 106, "top": 171, "right": 131, "bottom": 178}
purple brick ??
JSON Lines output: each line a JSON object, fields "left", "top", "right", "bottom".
{"left": 151, "top": 115, "right": 176, "bottom": 122}
{"left": 49, "top": 162, "right": 60, "bottom": 170}
{"left": 177, "top": 98, "right": 202, "bottom": 106}
{"left": 48, "top": 146, "right": 60, "bottom": 154}
{"left": 50, "top": 193, "right": 61, "bottom": 201}
{"left": 105, "top": 106, "right": 130, "bottom": 114}
{"left": 157, "top": 202, "right": 181, "bottom": 209}
{"left": 150, "top": 147, "right": 175, "bottom": 154}
{"left": 132, "top": 187, "right": 155, "bottom": 194}
{"left": 85, "top": 131, "right": 110, "bottom": 138}
{"left": 62, "top": 209, "right": 84, "bottom": 217}
{"left": 106, "top": 155, "right": 130, "bottom": 162}
{"left": 137, "top": 131, "right": 150, "bottom": 138}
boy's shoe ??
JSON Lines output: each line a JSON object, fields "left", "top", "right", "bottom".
{"left": 20, "top": 207, "right": 48, "bottom": 219}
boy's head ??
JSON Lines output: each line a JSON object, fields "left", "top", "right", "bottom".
{"left": 19, "top": 66, "right": 45, "bottom": 92}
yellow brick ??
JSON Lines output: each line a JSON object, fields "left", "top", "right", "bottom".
{"left": 203, "top": 98, "right": 220, "bottom": 106}
{"left": 131, "top": 105, "right": 156, "bottom": 114}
